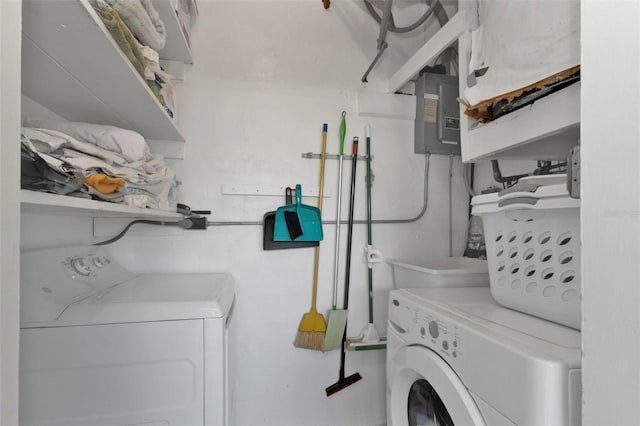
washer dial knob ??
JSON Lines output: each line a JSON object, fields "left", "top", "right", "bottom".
{"left": 429, "top": 321, "right": 439, "bottom": 339}
{"left": 92, "top": 256, "right": 109, "bottom": 268}
{"left": 71, "top": 257, "right": 92, "bottom": 276}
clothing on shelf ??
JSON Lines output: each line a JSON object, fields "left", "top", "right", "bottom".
{"left": 101, "top": 0, "right": 167, "bottom": 51}
{"left": 21, "top": 123, "right": 177, "bottom": 212}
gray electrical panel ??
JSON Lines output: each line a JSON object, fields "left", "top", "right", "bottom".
{"left": 414, "top": 71, "right": 461, "bottom": 155}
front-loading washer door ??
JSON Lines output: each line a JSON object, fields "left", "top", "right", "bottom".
{"left": 389, "top": 345, "right": 485, "bottom": 426}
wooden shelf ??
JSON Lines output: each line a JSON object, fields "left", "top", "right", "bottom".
{"left": 21, "top": 190, "right": 182, "bottom": 219}
{"left": 21, "top": 0, "right": 186, "bottom": 142}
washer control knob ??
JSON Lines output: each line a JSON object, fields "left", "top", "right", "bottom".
{"left": 92, "top": 256, "right": 109, "bottom": 268}
{"left": 420, "top": 327, "right": 426, "bottom": 337}
{"left": 428, "top": 321, "right": 439, "bottom": 339}
{"left": 442, "top": 340, "right": 449, "bottom": 350}
{"left": 71, "top": 258, "right": 91, "bottom": 276}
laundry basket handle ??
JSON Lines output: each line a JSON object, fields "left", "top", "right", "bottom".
{"left": 497, "top": 196, "right": 540, "bottom": 208}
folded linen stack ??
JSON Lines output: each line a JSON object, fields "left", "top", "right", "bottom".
{"left": 92, "top": 0, "right": 176, "bottom": 119}
{"left": 22, "top": 121, "right": 177, "bottom": 212}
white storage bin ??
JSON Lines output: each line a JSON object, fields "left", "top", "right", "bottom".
{"left": 387, "top": 257, "right": 489, "bottom": 288}
{"left": 472, "top": 175, "right": 581, "bottom": 329}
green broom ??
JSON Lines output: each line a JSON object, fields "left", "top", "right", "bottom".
{"left": 294, "top": 123, "right": 329, "bottom": 350}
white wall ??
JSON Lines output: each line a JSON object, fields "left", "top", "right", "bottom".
{"left": 581, "top": 1, "right": 640, "bottom": 424}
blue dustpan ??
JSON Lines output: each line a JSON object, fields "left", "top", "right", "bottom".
{"left": 273, "top": 184, "right": 323, "bottom": 242}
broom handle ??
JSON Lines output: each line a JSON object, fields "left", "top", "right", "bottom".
{"left": 343, "top": 137, "right": 358, "bottom": 311}
{"left": 311, "top": 124, "right": 328, "bottom": 311}
{"left": 318, "top": 124, "right": 328, "bottom": 211}
{"left": 332, "top": 113, "right": 346, "bottom": 309}
{"left": 366, "top": 131, "right": 374, "bottom": 324}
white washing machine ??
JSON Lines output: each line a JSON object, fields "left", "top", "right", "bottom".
{"left": 19, "top": 245, "right": 235, "bottom": 426}
{"left": 387, "top": 287, "right": 581, "bottom": 426}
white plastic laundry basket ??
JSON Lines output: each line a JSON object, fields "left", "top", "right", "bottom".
{"left": 472, "top": 175, "right": 581, "bottom": 329}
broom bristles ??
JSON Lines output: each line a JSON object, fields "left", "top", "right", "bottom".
{"left": 294, "top": 330, "right": 326, "bottom": 351}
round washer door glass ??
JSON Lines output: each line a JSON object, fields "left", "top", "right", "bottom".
{"left": 388, "top": 345, "right": 485, "bottom": 425}
{"left": 408, "top": 379, "right": 453, "bottom": 426}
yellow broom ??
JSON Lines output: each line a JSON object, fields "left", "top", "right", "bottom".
{"left": 294, "top": 123, "right": 329, "bottom": 350}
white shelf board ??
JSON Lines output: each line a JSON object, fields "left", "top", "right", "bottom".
{"left": 21, "top": 190, "right": 181, "bottom": 219}
{"left": 21, "top": 0, "right": 185, "bottom": 142}
{"left": 461, "top": 82, "right": 581, "bottom": 162}
{"left": 153, "top": 0, "right": 193, "bottom": 64}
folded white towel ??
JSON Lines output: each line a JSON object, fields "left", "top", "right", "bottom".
{"left": 104, "top": 0, "right": 166, "bottom": 51}
{"left": 22, "top": 127, "right": 146, "bottom": 170}
{"left": 25, "top": 120, "right": 152, "bottom": 163}
{"left": 22, "top": 127, "right": 170, "bottom": 182}
{"left": 23, "top": 126, "right": 177, "bottom": 211}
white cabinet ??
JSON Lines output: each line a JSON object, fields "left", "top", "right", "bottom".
{"left": 388, "top": 2, "right": 580, "bottom": 162}
{"left": 21, "top": 0, "right": 192, "bottom": 218}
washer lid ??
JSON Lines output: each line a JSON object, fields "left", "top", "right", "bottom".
{"left": 23, "top": 273, "right": 235, "bottom": 328}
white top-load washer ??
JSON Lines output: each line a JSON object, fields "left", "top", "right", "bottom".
{"left": 19, "top": 245, "right": 235, "bottom": 426}
{"left": 387, "top": 287, "right": 581, "bottom": 426}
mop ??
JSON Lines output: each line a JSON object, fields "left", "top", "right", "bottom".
{"left": 350, "top": 125, "right": 386, "bottom": 351}
{"left": 326, "top": 137, "right": 362, "bottom": 396}
{"left": 324, "top": 112, "right": 349, "bottom": 352}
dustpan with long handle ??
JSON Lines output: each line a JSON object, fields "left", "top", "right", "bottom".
{"left": 294, "top": 123, "right": 329, "bottom": 351}
{"left": 324, "top": 112, "right": 348, "bottom": 351}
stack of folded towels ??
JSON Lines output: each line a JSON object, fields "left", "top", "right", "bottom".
{"left": 92, "top": 0, "right": 176, "bottom": 119}
{"left": 22, "top": 121, "right": 177, "bottom": 212}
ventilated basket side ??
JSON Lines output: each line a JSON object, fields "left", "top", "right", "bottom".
{"left": 479, "top": 206, "right": 581, "bottom": 329}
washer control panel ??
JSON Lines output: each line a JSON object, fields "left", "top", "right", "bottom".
{"left": 21, "top": 245, "right": 136, "bottom": 324}
{"left": 388, "top": 292, "right": 462, "bottom": 360}
{"left": 64, "top": 253, "right": 115, "bottom": 280}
